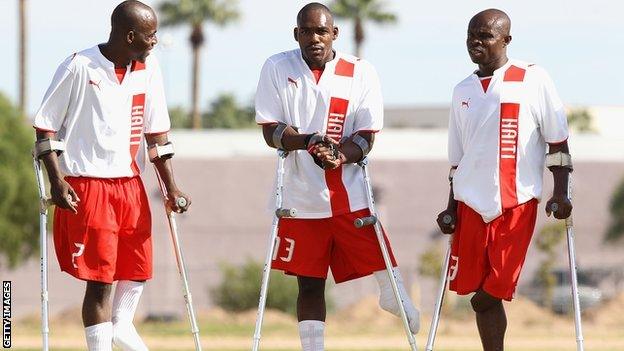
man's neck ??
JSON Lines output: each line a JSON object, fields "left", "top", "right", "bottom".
{"left": 304, "top": 50, "right": 335, "bottom": 70}
{"left": 99, "top": 42, "right": 131, "bottom": 68}
{"left": 477, "top": 56, "right": 508, "bottom": 77}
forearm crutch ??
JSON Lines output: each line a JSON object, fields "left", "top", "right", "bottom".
{"left": 425, "top": 221, "right": 453, "bottom": 351}
{"left": 550, "top": 175, "right": 584, "bottom": 351}
{"left": 33, "top": 155, "right": 50, "bottom": 351}
{"left": 252, "top": 149, "right": 296, "bottom": 351}
{"left": 354, "top": 157, "right": 418, "bottom": 351}
{"left": 152, "top": 166, "right": 202, "bottom": 351}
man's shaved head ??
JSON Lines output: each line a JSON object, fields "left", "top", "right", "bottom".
{"left": 111, "top": 0, "right": 156, "bottom": 33}
{"left": 469, "top": 8, "right": 511, "bottom": 37}
{"left": 466, "top": 8, "right": 512, "bottom": 75}
{"left": 297, "top": 2, "right": 334, "bottom": 27}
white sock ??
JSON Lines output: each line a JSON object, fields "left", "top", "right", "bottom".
{"left": 298, "top": 320, "right": 325, "bottom": 351}
{"left": 85, "top": 322, "right": 113, "bottom": 351}
{"left": 374, "top": 268, "right": 421, "bottom": 334}
{"left": 112, "top": 280, "right": 148, "bottom": 351}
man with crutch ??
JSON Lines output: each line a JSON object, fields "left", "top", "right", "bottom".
{"left": 32, "top": 1, "right": 192, "bottom": 350}
{"left": 253, "top": 3, "right": 419, "bottom": 350}
{"left": 432, "top": 8, "right": 578, "bottom": 351}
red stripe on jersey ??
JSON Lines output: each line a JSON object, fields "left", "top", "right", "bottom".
{"left": 115, "top": 68, "right": 127, "bottom": 84}
{"left": 503, "top": 65, "right": 526, "bottom": 82}
{"left": 335, "top": 58, "right": 355, "bottom": 77}
{"left": 130, "top": 94, "right": 146, "bottom": 175}
{"left": 499, "top": 102, "right": 520, "bottom": 209}
{"left": 324, "top": 97, "right": 350, "bottom": 215}
{"left": 131, "top": 61, "right": 146, "bottom": 72}
{"left": 311, "top": 68, "right": 324, "bottom": 83}
{"left": 480, "top": 77, "right": 492, "bottom": 92}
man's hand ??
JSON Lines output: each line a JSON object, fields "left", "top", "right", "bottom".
{"left": 50, "top": 178, "right": 80, "bottom": 214}
{"left": 308, "top": 136, "right": 346, "bottom": 169}
{"left": 545, "top": 194, "right": 572, "bottom": 219}
{"left": 436, "top": 208, "right": 457, "bottom": 234}
{"left": 167, "top": 189, "right": 191, "bottom": 213}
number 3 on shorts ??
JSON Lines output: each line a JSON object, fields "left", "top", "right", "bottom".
{"left": 272, "top": 237, "right": 295, "bottom": 262}
{"left": 72, "top": 242, "right": 85, "bottom": 268}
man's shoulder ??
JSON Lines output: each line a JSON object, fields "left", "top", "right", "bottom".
{"left": 508, "top": 59, "right": 552, "bottom": 84}
{"left": 265, "top": 49, "right": 300, "bottom": 66}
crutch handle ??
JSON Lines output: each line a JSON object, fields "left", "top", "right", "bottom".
{"left": 354, "top": 215, "right": 377, "bottom": 228}
{"left": 176, "top": 197, "right": 188, "bottom": 208}
{"left": 276, "top": 208, "right": 297, "bottom": 218}
{"left": 549, "top": 203, "right": 559, "bottom": 213}
{"left": 442, "top": 214, "right": 453, "bottom": 225}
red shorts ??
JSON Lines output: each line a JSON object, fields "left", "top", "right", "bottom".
{"left": 272, "top": 208, "right": 397, "bottom": 283}
{"left": 448, "top": 199, "right": 537, "bottom": 301}
{"left": 53, "top": 176, "right": 152, "bottom": 284}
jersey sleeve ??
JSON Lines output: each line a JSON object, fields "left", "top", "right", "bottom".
{"left": 33, "top": 54, "right": 76, "bottom": 132}
{"left": 255, "top": 58, "right": 285, "bottom": 125}
{"left": 448, "top": 88, "right": 463, "bottom": 166}
{"left": 534, "top": 66, "right": 569, "bottom": 143}
{"left": 352, "top": 61, "right": 383, "bottom": 133}
{"left": 144, "top": 56, "right": 171, "bottom": 134}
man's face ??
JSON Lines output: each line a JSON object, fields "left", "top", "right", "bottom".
{"left": 466, "top": 16, "right": 509, "bottom": 66}
{"left": 128, "top": 11, "right": 158, "bottom": 63}
{"left": 294, "top": 10, "right": 338, "bottom": 68}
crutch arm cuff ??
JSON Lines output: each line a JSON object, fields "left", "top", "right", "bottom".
{"left": 34, "top": 138, "right": 65, "bottom": 159}
{"left": 148, "top": 142, "right": 175, "bottom": 162}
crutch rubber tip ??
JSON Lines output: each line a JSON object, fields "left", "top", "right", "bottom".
{"left": 176, "top": 197, "right": 188, "bottom": 208}
{"left": 442, "top": 214, "right": 453, "bottom": 225}
{"left": 276, "top": 208, "right": 297, "bottom": 218}
{"left": 354, "top": 215, "right": 377, "bottom": 228}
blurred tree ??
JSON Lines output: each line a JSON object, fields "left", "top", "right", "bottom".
{"left": 329, "top": 0, "right": 397, "bottom": 58}
{"left": 0, "top": 93, "right": 39, "bottom": 268}
{"left": 534, "top": 221, "right": 565, "bottom": 310}
{"left": 418, "top": 241, "right": 444, "bottom": 279}
{"left": 159, "top": 0, "right": 240, "bottom": 129}
{"left": 18, "top": 0, "right": 28, "bottom": 115}
{"left": 203, "top": 93, "right": 255, "bottom": 129}
{"left": 169, "top": 106, "right": 191, "bottom": 129}
{"left": 567, "top": 108, "right": 594, "bottom": 133}
{"left": 605, "top": 178, "right": 624, "bottom": 243}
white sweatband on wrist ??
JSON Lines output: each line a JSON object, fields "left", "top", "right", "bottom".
{"left": 545, "top": 151, "right": 573, "bottom": 170}
{"left": 272, "top": 123, "right": 288, "bottom": 150}
{"left": 351, "top": 134, "right": 370, "bottom": 160}
{"left": 34, "top": 138, "right": 65, "bottom": 159}
{"left": 148, "top": 142, "right": 174, "bottom": 162}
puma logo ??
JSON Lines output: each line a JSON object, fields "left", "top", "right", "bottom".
{"left": 287, "top": 77, "right": 298, "bottom": 88}
{"left": 461, "top": 98, "right": 471, "bottom": 109}
{"left": 88, "top": 79, "right": 101, "bottom": 90}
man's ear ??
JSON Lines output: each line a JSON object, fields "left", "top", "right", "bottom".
{"left": 293, "top": 27, "right": 299, "bottom": 42}
{"left": 333, "top": 26, "right": 339, "bottom": 40}
{"left": 504, "top": 35, "right": 512, "bottom": 46}
{"left": 126, "top": 30, "right": 135, "bottom": 45}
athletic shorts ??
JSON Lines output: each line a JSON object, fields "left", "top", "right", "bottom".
{"left": 448, "top": 199, "right": 538, "bottom": 301}
{"left": 53, "top": 176, "right": 152, "bottom": 284}
{"left": 271, "top": 208, "right": 397, "bottom": 283}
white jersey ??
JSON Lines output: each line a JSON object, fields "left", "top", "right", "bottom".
{"left": 33, "top": 45, "right": 170, "bottom": 178}
{"left": 255, "top": 49, "right": 384, "bottom": 218}
{"left": 449, "top": 59, "right": 569, "bottom": 223}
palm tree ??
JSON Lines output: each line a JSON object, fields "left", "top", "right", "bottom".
{"left": 18, "top": 0, "right": 27, "bottom": 116}
{"left": 329, "top": 0, "right": 397, "bottom": 58}
{"left": 159, "top": 0, "right": 239, "bottom": 129}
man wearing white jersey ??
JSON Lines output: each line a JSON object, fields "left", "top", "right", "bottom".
{"left": 436, "top": 9, "right": 572, "bottom": 351}
{"left": 255, "top": 3, "right": 419, "bottom": 350}
{"left": 33, "top": 1, "right": 190, "bottom": 350}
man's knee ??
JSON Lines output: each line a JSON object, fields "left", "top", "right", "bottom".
{"left": 470, "top": 290, "right": 501, "bottom": 313}
{"left": 297, "top": 277, "right": 325, "bottom": 299}
{"left": 86, "top": 281, "right": 112, "bottom": 302}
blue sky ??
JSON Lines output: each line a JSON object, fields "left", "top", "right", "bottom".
{"left": 1, "top": 0, "right": 623, "bottom": 115}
